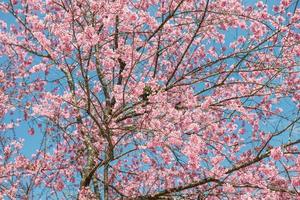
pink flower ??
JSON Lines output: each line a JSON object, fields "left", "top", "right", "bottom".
{"left": 292, "top": 178, "right": 300, "bottom": 186}
{"left": 130, "top": 14, "right": 137, "bottom": 21}
{"left": 4, "top": 146, "right": 11, "bottom": 158}
{"left": 281, "top": 0, "right": 290, "bottom": 7}
{"left": 28, "top": 128, "right": 35, "bottom": 135}
{"left": 55, "top": 180, "right": 64, "bottom": 191}
{"left": 190, "top": 134, "right": 198, "bottom": 144}
{"left": 270, "top": 147, "right": 283, "bottom": 161}
{"left": 238, "top": 128, "right": 245, "bottom": 135}
{"left": 237, "top": 36, "right": 246, "bottom": 43}
{"left": 256, "top": 1, "right": 264, "bottom": 8}
{"left": 273, "top": 6, "right": 280, "bottom": 12}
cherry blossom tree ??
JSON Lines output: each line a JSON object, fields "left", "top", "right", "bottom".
{"left": 0, "top": 0, "right": 300, "bottom": 199}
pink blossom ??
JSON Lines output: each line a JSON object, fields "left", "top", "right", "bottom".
{"left": 28, "top": 128, "right": 35, "bottom": 135}
{"left": 0, "top": 0, "right": 299, "bottom": 199}
{"left": 270, "top": 147, "right": 283, "bottom": 161}
{"left": 281, "top": 0, "right": 291, "bottom": 7}
{"left": 256, "top": 1, "right": 264, "bottom": 8}
{"left": 55, "top": 180, "right": 64, "bottom": 191}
